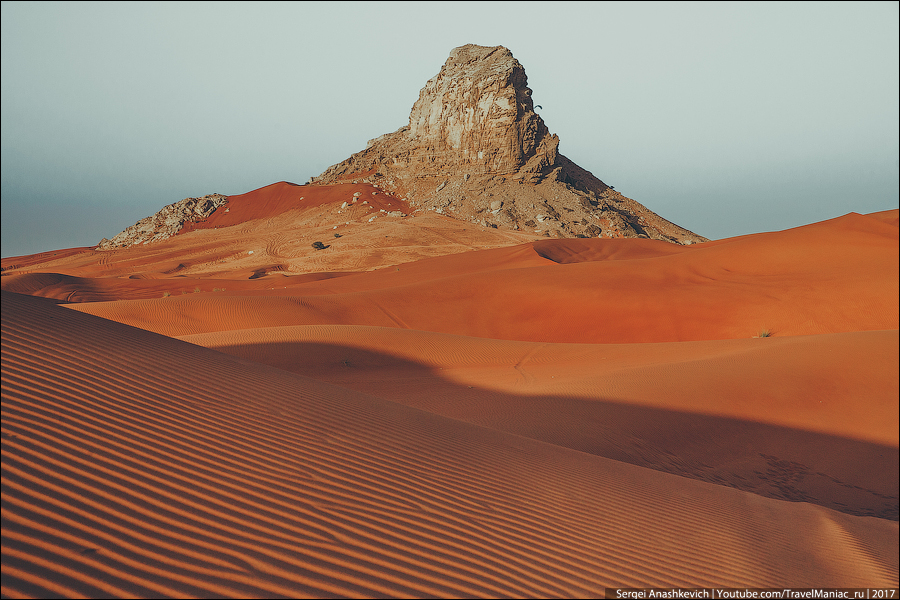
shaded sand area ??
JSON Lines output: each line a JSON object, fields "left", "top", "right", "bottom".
{"left": 2, "top": 182, "right": 898, "bottom": 595}
{"left": 180, "top": 325, "right": 898, "bottom": 519}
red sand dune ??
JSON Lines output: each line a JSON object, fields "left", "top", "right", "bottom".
{"left": 2, "top": 193, "right": 898, "bottom": 594}
{"left": 180, "top": 324, "right": 898, "bottom": 518}
{"left": 3, "top": 291, "right": 898, "bottom": 597}
{"left": 0, "top": 182, "right": 547, "bottom": 283}
{"left": 63, "top": 210, "right": 898, "bottom": 342}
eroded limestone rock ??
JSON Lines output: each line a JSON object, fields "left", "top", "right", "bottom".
{"left": 312, "top": 44, "right": 706, "bottom": 244}
{"left": 97, "top": 194, "right": 227, "bottom": 250}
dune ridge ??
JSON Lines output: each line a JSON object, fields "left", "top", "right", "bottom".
{"left": 3, "top": 291, "right": 898, "bottom": 597}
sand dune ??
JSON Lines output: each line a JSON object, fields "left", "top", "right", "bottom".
{"left": 181, "top": 324, "right": 899, "bottom": 519}
{"left": 0, "top": 182, "right": 547, "bottom": 283}
{"left": 63, "top": 211, "right": 898, "bottom": 342}
{"left": 2, "top": 203, "right": 898, "bottom": 595}
{"left": 3, "top": 291, "right": 898, "bottom": 597}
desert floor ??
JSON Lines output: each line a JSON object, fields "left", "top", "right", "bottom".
{"left": 2, "top": 182, "right": 897, "bottom": 597}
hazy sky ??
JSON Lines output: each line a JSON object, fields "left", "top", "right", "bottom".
{"left": 2, "top": 1, "right": 898, "bottom": 257}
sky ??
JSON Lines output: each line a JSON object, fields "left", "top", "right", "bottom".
{"left": 2, "top": 1, "right": 898, "bottom": 257}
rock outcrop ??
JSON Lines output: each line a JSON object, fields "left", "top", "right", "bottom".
{"left": 97, "top": 194, "right": 227, "bottom": 250}
{"left": 312, "top": 44, "right": 706, "bottom": 244}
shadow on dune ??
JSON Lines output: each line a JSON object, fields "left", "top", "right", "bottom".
{"left": 210, "top": 340, "right": 899, "bottom": 521}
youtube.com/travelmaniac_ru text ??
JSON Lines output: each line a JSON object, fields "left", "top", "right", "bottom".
{"left": 605, "top": 589, "right": 899, "bottom": 599}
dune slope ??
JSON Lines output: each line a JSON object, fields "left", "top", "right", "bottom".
{"left": 181, "top": 324, "right": 899, "bottom": 520}
{"left": 63, "top": 211, "right": 898, "bottom": 342}
{"left": 4, "top": 291, "right": 898, "bottom": 596}
{"left": 0, "top": 182, "right": 548, "bottom": 284}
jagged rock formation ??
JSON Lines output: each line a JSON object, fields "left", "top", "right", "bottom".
{"left": 97, "top": 194, "right": 227, "bottom": 250}
{"left": 312, "top": 44, "right": 706, "bottom": 244}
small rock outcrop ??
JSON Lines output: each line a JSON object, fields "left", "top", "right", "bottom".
{"left": 97, "top": 194, "right": 227, "bottom": 250}
{"left": 312, "top": 44, "right": 706, "bottom": 244}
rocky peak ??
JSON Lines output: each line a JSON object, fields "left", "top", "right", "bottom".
{"left": 404, "top": 44, "right": 556, "bottom": 180}
{"left": 312, "top": 44, "right": 706, "bottom": 244}
{"left": 317, "top": 44, "right": 559, "bottom": 186}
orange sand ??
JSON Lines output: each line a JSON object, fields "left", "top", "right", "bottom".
{"left": 57, "top": 210, "right": 897, "bottom": 342}
{"left": 4, "top": 291, "right": 897, "bottom": 596}
{"left": 2, "top": 182, "right": 897, "bottom": 595}
{"left": 181, "top": 324, "right": 898, "bottom": 516}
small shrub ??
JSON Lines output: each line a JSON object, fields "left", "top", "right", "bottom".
{"left": 162, "top": 291, "right": 170, "bottom": 298}
{"left": 194, "top": 286, "right": 201, "bottom": 293}
{"left": 757, "top": 329, "right": 772, "bottom": 338}
{"left": 311, "top": 241, "right": 327, "bottom": 250}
